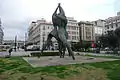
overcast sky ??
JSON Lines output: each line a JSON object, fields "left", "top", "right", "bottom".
{"left": 0, "top": 0, "right": 120, "bottom": 40}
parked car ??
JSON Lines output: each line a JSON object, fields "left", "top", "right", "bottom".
{"left": 26, "top": 45, "right": 40, "bottom": 51}
{"left": 100, "top": 48, "right": 113, "bottom": 54}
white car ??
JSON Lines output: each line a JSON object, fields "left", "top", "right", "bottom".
{"left": 26, "top": 45, "right": 40, "bottom": 51}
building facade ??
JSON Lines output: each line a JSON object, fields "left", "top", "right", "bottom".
{"left": 66, "top": 17, "right": 79, "bottom": 43}
{"left": 92, "top": 19, "right": 105, "bottom": 40}
{"left": 3, "top": 40, "right": 24, "bottom": 47}
{"left": 28, "top": 17, "right": 79, "bottom": 50}
{"left": 104, "top": 12, "right": 120, "bottom": 34}
{"left": 78, "top": 21, "right": 95, "bottom": 42}
{"left": 0, "top": 18, "right": 4, "bottom": 44}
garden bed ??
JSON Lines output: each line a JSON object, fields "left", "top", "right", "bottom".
{"left": 30, "top": 51, "right": 59, "bottom": 57}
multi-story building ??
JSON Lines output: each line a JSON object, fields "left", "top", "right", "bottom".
{"left": 3, "top": 40, "right": 24, "bottom": 47}
{"left": 104, "top": 12, "right": 120, "bottom": 34}
{"left": 28, "top": 17, "right": 79, "bottom": 50}
{"left": 67, "top": 17, "right": 79, "bottom": 43}
{"left": 28, "top": 18, "right": 55, "bottom": 49}
{"left": 0, "top": 18, "right": 4, "bottom": 44}
{"left": 78, "top": 21, "right": 95, "bottom": 42}
{"left": 91, "top": 19, "right": 105, "bottom": 40}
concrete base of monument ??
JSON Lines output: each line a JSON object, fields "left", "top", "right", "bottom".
{"left": 23, "top": 56, "right": 118, "bottom": 67}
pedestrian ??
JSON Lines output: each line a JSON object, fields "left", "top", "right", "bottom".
{"left": 8, "top": 47, "right": 13, "bottom": 57}
{"left": 17, "top": 46, "right": 19, "bottom": 51}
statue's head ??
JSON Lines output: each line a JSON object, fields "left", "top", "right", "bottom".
{"left": 58, "top": 3, "right": 61, "bottom": 6}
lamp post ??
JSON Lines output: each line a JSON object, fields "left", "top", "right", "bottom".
{"left": 14, "top": 36, "right": 17, "bottom": 52}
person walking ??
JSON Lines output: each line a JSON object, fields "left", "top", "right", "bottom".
{"left": 8, "top": 47, "right": 13, "bottom": 57}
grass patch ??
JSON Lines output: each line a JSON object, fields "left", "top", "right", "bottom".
{"left": 78, "top": 53, "right": 120, "bottom": 59}
{"left": 0, "top": 56, "right": 120, "bottom": 80}
{"left": 85, "top": 60, "right": 120, "bottom": 80}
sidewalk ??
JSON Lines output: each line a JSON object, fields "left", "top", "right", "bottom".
{"left": 0, "top": 50, "right": 120, "bottom": 57}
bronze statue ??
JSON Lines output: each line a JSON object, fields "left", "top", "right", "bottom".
{"left": 41, "top": 3, "right": 75, "bottom": 60}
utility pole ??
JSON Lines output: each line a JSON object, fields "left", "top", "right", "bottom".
{"left": 14, "top": 35, "right": 17, "bottom": 52}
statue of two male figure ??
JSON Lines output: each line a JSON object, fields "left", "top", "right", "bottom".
{"left": 41, "top": 3, "right": 75, "bottom": 60}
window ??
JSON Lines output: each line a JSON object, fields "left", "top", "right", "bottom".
{"left": 72, "top": 36, "right": 76, "bottom": 40}
{"left": 72, "top": 31, "right": 76, "bottom": 35}
{"left": 72, "top": 36, "right": 74, "bottom": 40}
{"left": 51, "top": 27, "right": 53, "bottom": 29}
{"left": 43, "top": 32, "right": 45, "bottom": 36}
{"left": 118, "top": 23, "right": 120, "bottom": 27}
{"left": 86, "top": 36, "right": 91, "bottom": 40}
{"left": 74, "top": 27, "right": 76, "bottom": 30}
{"left": 77, "top": 27, "right": 79, "bottom": 30}
{"left": 111, "top": 25, "right": 113, "bottom": 28}
{"left": 43, "top": 26, "right": 45, "bottom": 30}
{"left": 75, "top": 36, "right": 77, "bottom": 40}
{"left": 43, "top": 37, "right": 45, "bottom": 42}
{"left": 68, "top": 36, "right": 71, "bottom": 40}
{"left": 116, "top": 24, "right": 118, "bottom": 27}
{"left": 77, "top": 32, "right": 78, "bottom": 35}
{"left": 77, "top": 37, "right": 79, "bottom": 40}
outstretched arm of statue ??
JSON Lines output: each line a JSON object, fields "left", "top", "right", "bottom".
{"left": 56, "top": 4, "right": 67, "bottom": 21}
{"left": 52, "top": 5, "right": 59, "bottom": 16}
{"left": 58, "top": 4, "right": 65, "bottom": 16}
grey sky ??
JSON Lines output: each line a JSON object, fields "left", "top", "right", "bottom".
{"left": 0, "top": 0, "right": 120, "bottom": 40}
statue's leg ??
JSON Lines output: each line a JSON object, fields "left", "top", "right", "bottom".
{"left": 58, "top": 41, "right": 63, "bottom": 58}
{"left": 41, "top": 34, "right": 53, "bottom": 56}
{"left": 59, "top": 41, "right": 66, "bottom": 58}
{"left": 66, "top": 43, "right": 75, "bottom": 60}
{"left": 69, "top": 52, "right": 71, "bottom": 56}
{"left": 58, "top": 33, "right": 75, "bottom": 60}
{"left": 62, "top": 45, "right": 66, "bottom": 58}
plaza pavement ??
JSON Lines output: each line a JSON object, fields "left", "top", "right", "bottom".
{"left": 23, "top": 56, "right": 118, "bottom": 67}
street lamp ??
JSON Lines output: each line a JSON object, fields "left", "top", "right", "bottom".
{"left": 14, "top": 35, "right": 17, "bottom": 52}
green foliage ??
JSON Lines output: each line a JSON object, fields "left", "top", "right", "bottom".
{"left": 30, "top": 52, "right": 59, "bottom": 57}
{"left": 0, "top": 49, "right": 7, "bottom": 52}
{"left": 73, "top": 41, "right": 91, "bottom": 51}
{"left": 99, "top": 31, "right": 119, "bottom": 48}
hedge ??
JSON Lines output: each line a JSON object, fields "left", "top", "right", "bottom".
{"left": 0, "top": 49, "right": 7, "bottom": 52}
{"left": 30, "top": 52, "right": 59, "bottom": 57}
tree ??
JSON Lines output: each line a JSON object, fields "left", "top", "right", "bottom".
{"left": 73, "top": 41, "right": 91, "bottom": 51}
{"left": 99, "top": 31, "right": 118, "bottom": 49}
{"left": 114, "top": 27, "right": 120, "bottom": 49}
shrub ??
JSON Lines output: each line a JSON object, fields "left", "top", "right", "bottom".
{"left": 0, "top": 49, "right": 7, "bottom": 52}
{"left": 30, "top": 52, "right": 59, "bottom": 57}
